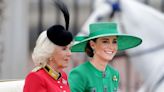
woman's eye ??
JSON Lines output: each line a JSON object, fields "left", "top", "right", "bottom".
{"left": 62, "top": 47, "right": 67, "bottom": 50}
{"left": 102, "top": 40, "right": 108, "bottom": 43}
{"left": 113, "top": 40, "right": 117, "bottom": 44}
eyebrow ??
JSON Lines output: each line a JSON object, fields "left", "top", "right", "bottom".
{"left": 100, "top": 37, "right": 109, "bottom": 40}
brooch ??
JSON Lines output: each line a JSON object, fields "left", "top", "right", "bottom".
{"left": 112, "top": 75, "right": 118, "bottom": 82}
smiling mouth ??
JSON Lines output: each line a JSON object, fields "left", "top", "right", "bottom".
{"left": 105, "top": 51, "right": 113, "bottom": 54}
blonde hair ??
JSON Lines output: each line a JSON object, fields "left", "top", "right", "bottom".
{"left": 32, "top": 31, "right": 56, "bottom": 67}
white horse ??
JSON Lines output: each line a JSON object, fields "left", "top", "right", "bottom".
{"left": 77, "top": 0, "right": 164, "bottom": 92}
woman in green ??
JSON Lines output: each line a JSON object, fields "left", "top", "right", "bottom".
{"left": 69, "top": 22, "right": 142, "bottom": 92}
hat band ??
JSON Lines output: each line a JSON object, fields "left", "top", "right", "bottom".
{"left": 75, "top": 36, "right": 88, "bottom": 41}
{"left": 89, "top": 29, "right": 119, "bottom": 38}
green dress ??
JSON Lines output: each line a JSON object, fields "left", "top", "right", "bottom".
{"left": 68, "top": 61, "right": 120, "bottom": 92}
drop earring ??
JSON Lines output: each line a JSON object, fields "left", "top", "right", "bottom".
{"left": 92, "top": 48, "right": 95, "bottom": 53}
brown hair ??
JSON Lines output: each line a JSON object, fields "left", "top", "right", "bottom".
{"left": 85, "top": 38, "right": 97, "bottom": 57}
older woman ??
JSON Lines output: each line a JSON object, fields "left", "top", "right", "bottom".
{"left": 23, "top": 1, "right": 73, "bottom": 92}
{"left": 69, "top": 22, "right": 142, "bottom": 92}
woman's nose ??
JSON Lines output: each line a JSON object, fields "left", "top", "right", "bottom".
{"left": 67, "top": 50, "right": 72, "bottom": 56}
{"left": 108, "top": 43, "right": 117, "bottom": 50}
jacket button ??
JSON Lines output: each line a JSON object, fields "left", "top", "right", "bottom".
{"left": 60, "top": 86, "right": 63, "bottom": 88}
{"left": 57, "top": 81, "right": 60, "bottom": 83}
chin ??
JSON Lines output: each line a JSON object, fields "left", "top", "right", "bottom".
{"left": 106, "top": 57, "right": 114, "bottom": 61}
{"left": 108, "top": 59, "right": 113, "bottom": 61}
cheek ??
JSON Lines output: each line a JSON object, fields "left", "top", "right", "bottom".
{"left": 95, "top": 46, "right": 105, "bottom": 53}
{"left": 55, "top": 52, "right": 64, "bottom": 59}
{"left": 53, "top": 51, "right": 63, "bottom": 60}
{"left": 114, "top": 45, "right": 118, "bottom": 51}
{"left": 99, "top": 45, "right": 106, "bottom": 50}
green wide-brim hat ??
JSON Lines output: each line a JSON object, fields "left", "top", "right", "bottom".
{"left": 71, "top": 22, "right": 142, "bottom": 52}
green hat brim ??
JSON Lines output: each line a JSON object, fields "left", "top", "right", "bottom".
{"left": 71, "top": 34, "right": 142, "bottom": 52}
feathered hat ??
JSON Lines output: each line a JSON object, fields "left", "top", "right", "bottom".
{"left": 47, "top": 0, "right": 73, "bottom": 46}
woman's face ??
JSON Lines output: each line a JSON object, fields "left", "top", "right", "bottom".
{"left": 90, "top": 36, "right": 118, "bottom": 62}
{"left": 50, "top": 43, "right": 72, "bottom": 69}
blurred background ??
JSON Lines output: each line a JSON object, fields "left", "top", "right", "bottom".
{"left": 0, "top": 0, "right": 164, "bottom": 92}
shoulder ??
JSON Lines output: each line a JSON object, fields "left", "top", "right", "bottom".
{"left": 107, "top": 65, "right": 119, "bottom": 75}
{"left": 69, "top": 62, "right": 90, "bottom": 79}
{"left": 25, "top": 69, "right": 46, "bottom": 83}
{"left": 24, "top": 69, "right": 47, "bottom": 92}
{"left": 68, "top": 61, "right": 89, "bottom": 82}
{"left": 70, "top": 61, "right": 90, "bottom": 72}
{"left": 68, "top": 62, "right": 89, "bottom": 92}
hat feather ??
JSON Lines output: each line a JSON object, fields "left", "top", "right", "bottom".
{"left": 55, "top": 0, "right": 69, "bottom": 30}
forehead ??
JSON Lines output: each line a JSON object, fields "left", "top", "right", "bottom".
{"left": 98, "top": 36, "right": 117, "bottom": 40}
